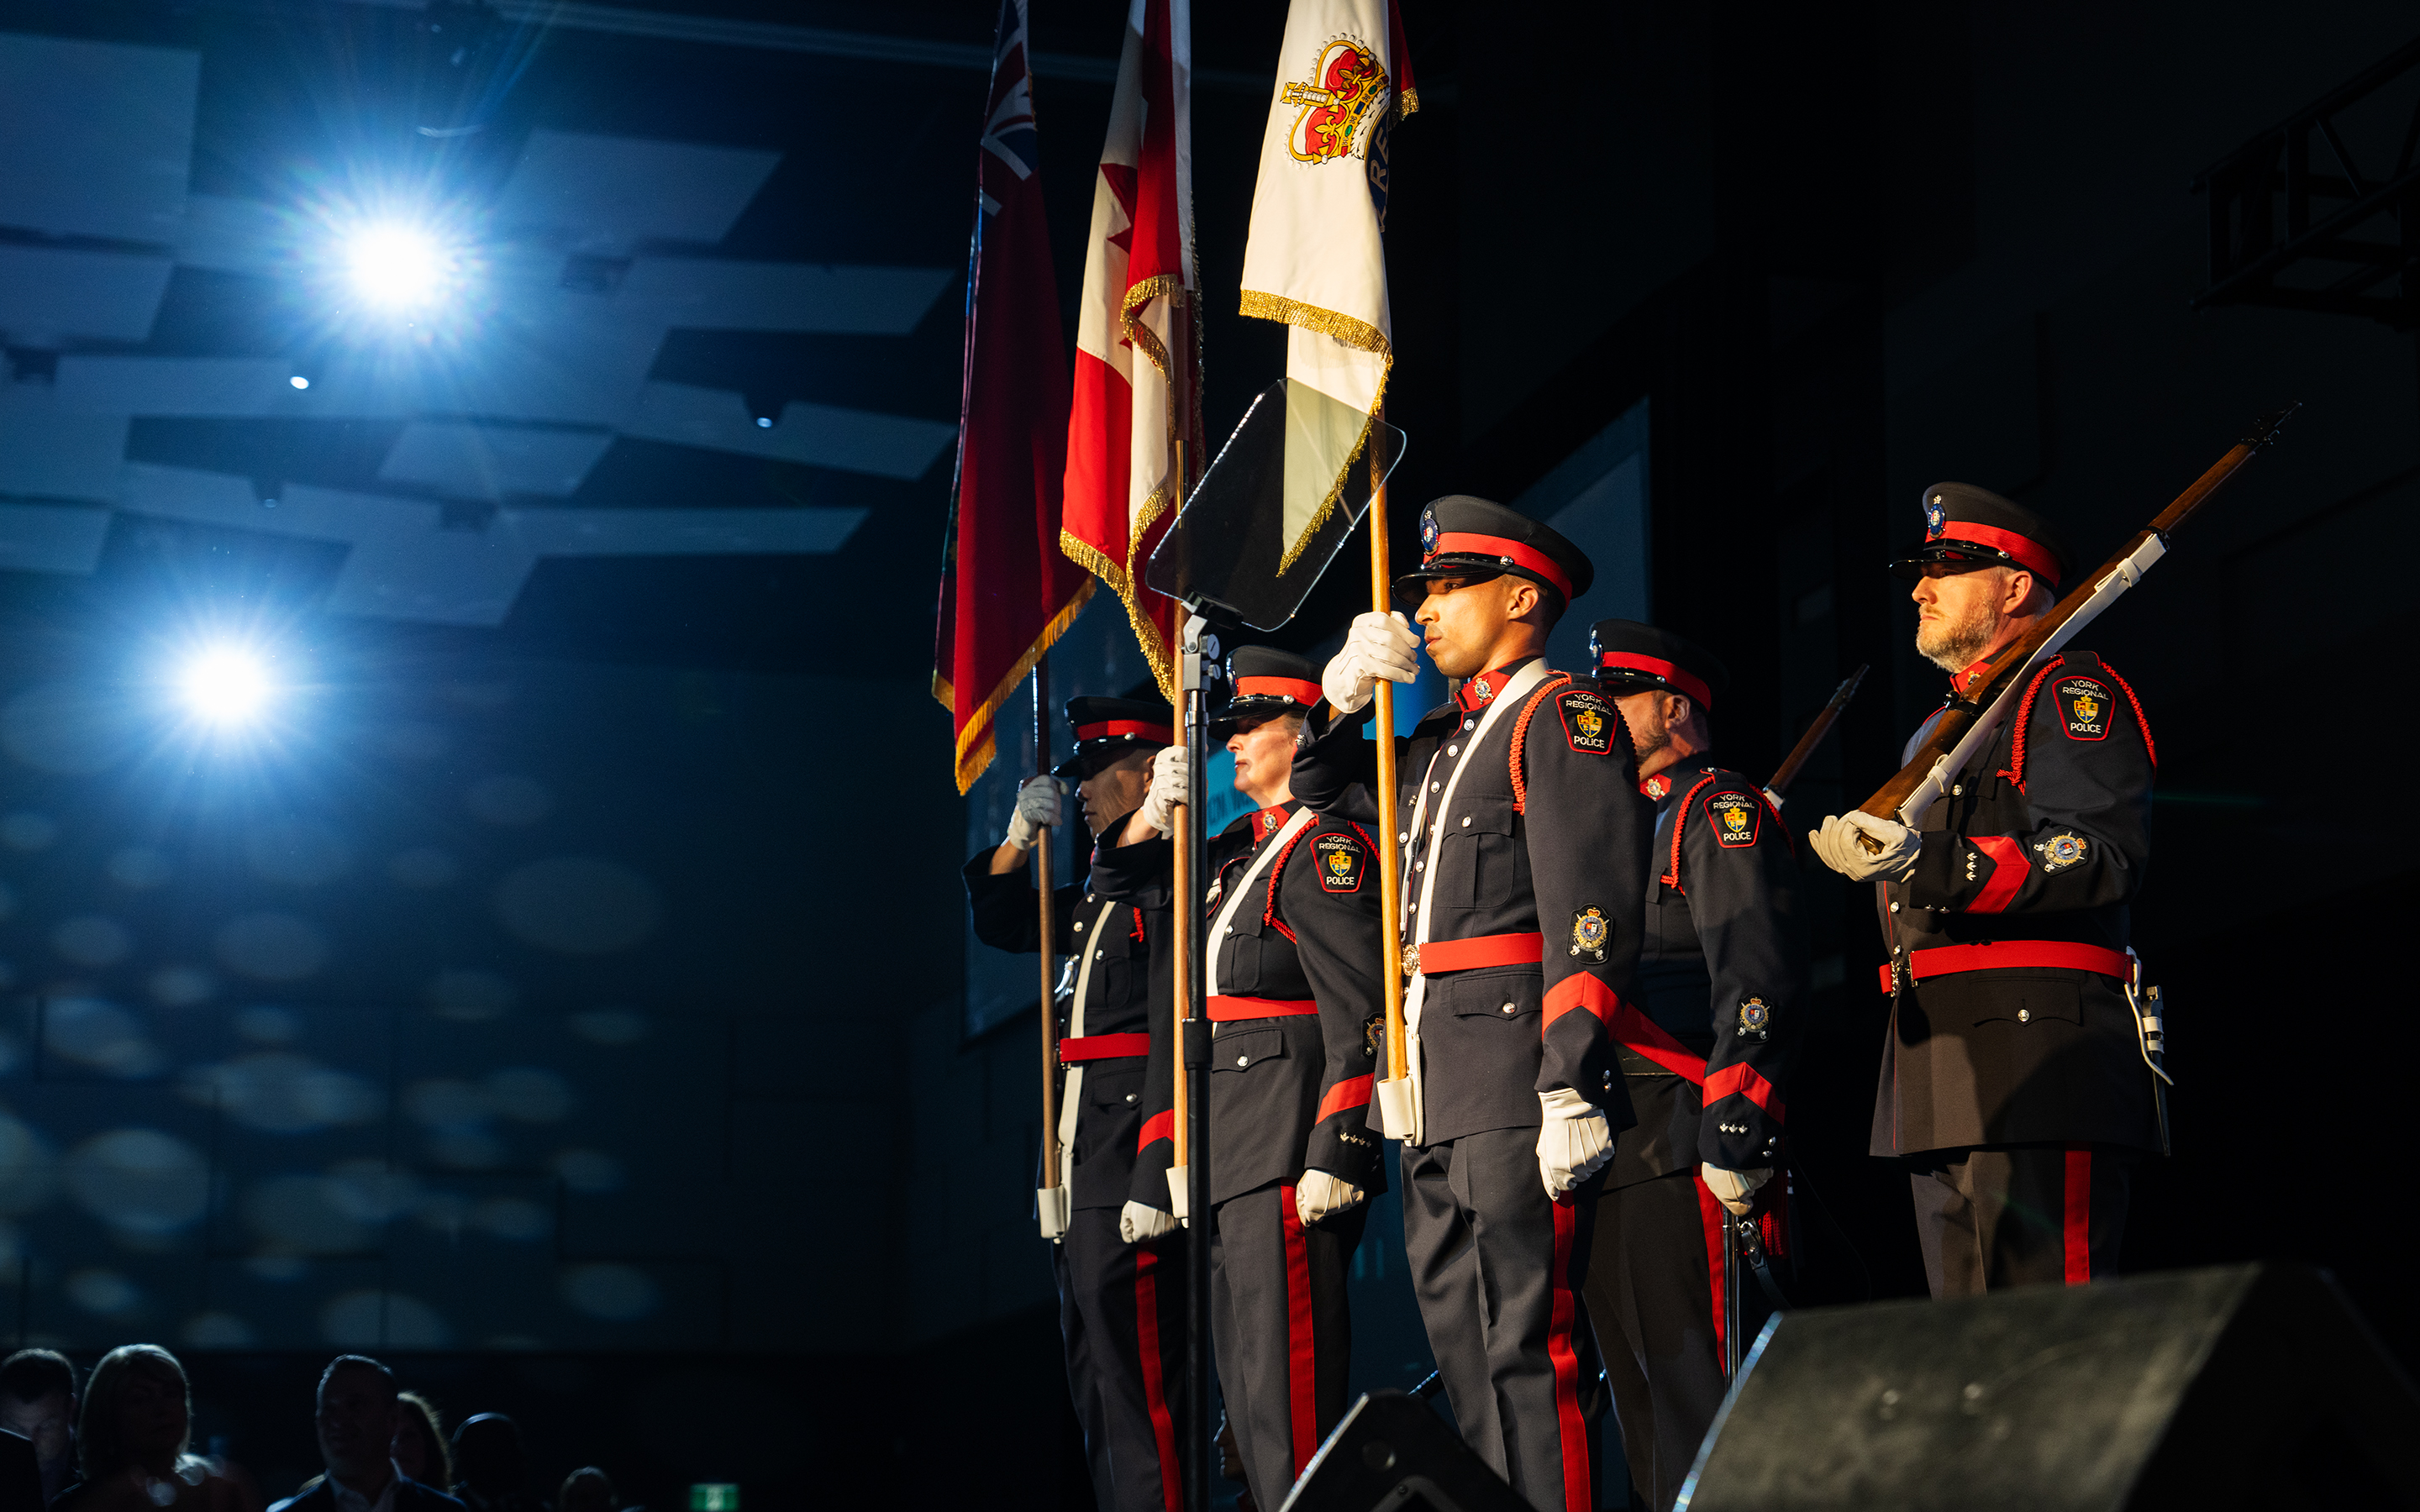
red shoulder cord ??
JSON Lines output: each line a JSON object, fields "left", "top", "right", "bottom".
{"left": 1506, "top": 673, "right": 1575, "bottom": 815}
{"left": 2099, "top": 659, "right": 2158, "bottom": 766}
{"left": 1658, "top": 775, "right": 1720, "bottom": 892}
{"left": 1997, "top": 655, "right": 2065, "bottom": 793}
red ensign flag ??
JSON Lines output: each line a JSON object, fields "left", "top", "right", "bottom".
{"left": 934, "top": 0, "right": 1093, "bottom": 794}
{"left": 1060, "top": 0, "right": 1201, "bottom": 699}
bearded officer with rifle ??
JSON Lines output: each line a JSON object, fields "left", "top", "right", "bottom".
{"left": 1580, "top": 621, "right": 1807, "bottom": 1510}
{"left": 1808, "top": 486, "right": 2161, "bottom": 1296}
{"left": 1293, "top": 496, "right": 1653, "bottom": 1512}
{"left": 963, "top": 696, "right": 1187, "bottom": 1512}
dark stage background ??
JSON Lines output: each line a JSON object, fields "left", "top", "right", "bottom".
{"left": 0, "top": 1, "right": 2411, "bottom": 1508}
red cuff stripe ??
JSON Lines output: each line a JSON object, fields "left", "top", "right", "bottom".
{"left": 1235, "top": 675, "right": 1323, "bottom": 706}
{"left": 1137, "top": 1110, "right": 1174, "bottom": 1152}
{"left": 1316, "top": 1074, "right": 1375, "bottom": 1122}
{"left": 1704, "top": 1062, "right": 1786, "bottom": 1123}
{"left": 2063, "top": 1148, "right": 2093, "bottom": 1285}
{"left": 1431, "top": 532, "right": 1576, "bottom": 599}
{"left": 1595, "top": 653, "right": 1714, "bottom": 711}
{"left": 1604, "top": 1000, "right": 1708, "bottom": 1084}
{"left": 1542, "top": 973, "right": 1619, "bottom": 1031}
{"left": 1965, "top": 834, "right": 2028, "bottom": 914}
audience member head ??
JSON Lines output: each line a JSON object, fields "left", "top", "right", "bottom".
{"left": 314, "top": 1356, "right": 401, "bottom": 1489}
{"left": 0, "top": 1348, "right": 77, "bottom": 1500}
{"left": 449, "top": 1415, "right": 525, "bottom": 1497}
{"left": 78, "top": 1345, "right": 191, "bottom": 1483}
{"left": 392, "top": 1393, "right": 450, "bottom": 1488}
{"left": 557, "top": 1468, "right": 615, "bottom": 1512}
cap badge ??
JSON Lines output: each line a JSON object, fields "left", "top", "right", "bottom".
{"left": 1419, "top": 508, "right": 1439, "bottom": 556}
{"left": 1923, "top": 496, "right": 1948, "bottom": 540}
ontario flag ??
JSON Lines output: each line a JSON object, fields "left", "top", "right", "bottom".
{"left": 1060, "top": 0, "right": 1202, "bottom": 699}
{"left": 934, "top": 0, "right": 1093, "bottom": 795}
{"left": 1238, "top": 0, "right": 1413, "bottom": 568}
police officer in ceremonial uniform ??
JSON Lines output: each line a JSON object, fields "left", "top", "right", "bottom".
{"left": 1810, "top": 486, "right": 2160, "bottom": 1296}
{"left": 963, "top": 696, "right": 1186, "bottom": 1512}
{"left": 1581, "top": 622, "right": 1806, "bottom": 1512}
{"left": 1092, "top": 648, "right": 1386, "bottom": 1511}
{"left": 1295, "top": 496, "right": 1653, "bottom": 1512}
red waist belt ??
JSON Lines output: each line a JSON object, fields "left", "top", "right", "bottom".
{"left": 1058, "top": 1033, "right": 1151, "bottom": 1063}
{"left": 1415, "top": 932, "right": 1545, "bottom": 974}
{"left": 1879, "top": 941, "right": 2133, "bottom": 994}
{"left": 1207, "top": 996, "right": 1317, "bottom": 1021}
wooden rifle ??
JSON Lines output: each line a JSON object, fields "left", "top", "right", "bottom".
{"left": 1855, "top": 405, "right": 2297, "bottom": 846}
{"left": 1762, "top": 664, "right": 1868, "bottom": 809}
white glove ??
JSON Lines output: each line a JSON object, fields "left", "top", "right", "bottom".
{"left": 1536, "top": 1087, "right": 1614, "bottom": 1200}
{"left": 1003, "top": 775, "right": 1065, "bottom": 850}
{"left": 1139, "top": 743, "right": 1189, "bottom": 837}
{"left": 1120, "top": 1200, "right": 1179, "bottom": 1244}
{"left": 1702, "top": 1163, "right": 1772, "bottom": 1217}
{"left": 1320, "top": 612, "right": 1420, "bottom": 715}
{"left": 1295, "top": 1169, "right": 1366, "bottom": 1226}
{"left": 1809, "top": 811, "right": 1921, "bottom": 881}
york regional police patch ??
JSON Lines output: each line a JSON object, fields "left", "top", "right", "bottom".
{"left": 2033, "top": 832, "right": 2088, "bottom": 870}
{"left": 1558, "top": 689, "right": 1616, "bottom": 755}
{"left": 1570, "top": 906, "right": 1609, "bottom": 961}
{"left": 2059, "top": 676, "right": 2111, "bottom": 740}
{"left": 1313, "top": 832, "right": 1365, "bottom": 892}
{"left": 1737, "top": 996, "right": 1772, "bottom": 1041}
{"left": 1705, "top": 790, "right": 1761, "bottom": 847}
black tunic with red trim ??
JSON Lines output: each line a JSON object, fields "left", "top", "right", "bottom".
{"left": 1092, "top": 802, "right": 1389, "bottom": 1209}
{"left": 1874, "top": 648, "right": 2162, "bottom": 1156}
{"left": 1291, "top": 658, "right": 1654, "bottom": 1145}
{"left": 964, "top": 831, "right": 1173, "bottom": 1212}
{"left": 1612, "top": 762, "right": 1807, "bottom": 1188}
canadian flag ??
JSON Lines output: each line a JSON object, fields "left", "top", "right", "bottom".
{"left": 1239, "top": 0, "right": 1413, "bottom": 569}
{"left": 1060, "top": 0, "right": 1201, "bottom": 698}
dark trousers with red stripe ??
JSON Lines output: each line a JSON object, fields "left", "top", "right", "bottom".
{"left": 1057, "top": 1205, "right": 1190, "bottom": 1512}
{"left": 1402, "top": 1127, "right": 1604, "bottom": 1512}
{"left": 1905, "top": 1144, "right": 2134, "bottom": 1298}
{"left": 1582, "top": 1168, "right": 1732, "bottom": 1512}
{"left": 1209, "top": 1182, "right": 1366, "bottom": 1510}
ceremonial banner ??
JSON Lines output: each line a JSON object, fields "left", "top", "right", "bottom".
{"left": 1237, "top": 0, "right": 1414, "bottom": 570}
{"left": 935, "top": 0, "right": 1093, "bottom": 794}
{"left": 1062, "top": 0, "right": 1202, "bottom": 698}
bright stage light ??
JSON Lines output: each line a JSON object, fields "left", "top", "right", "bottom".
{"left": 178, "top": 646, "right": 276, "bottom": 726}
{"left": 341, "top": 222, "right": 457, "bottom": 309}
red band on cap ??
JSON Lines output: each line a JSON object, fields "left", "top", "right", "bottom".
{"left": 1428, "top": 533, "right": 1576, "bottom": 600}
{"left": 1597, "top": 653, "right": 1712, "bottom": 710}
{"left": 1938, "top": 522, "right": 2060, "bottom": 586}
{"left": 1075, "top": 719, "right": 1171, "bottom": 743}
{"left": 1234, "top": 676, "right": 1321, "bottom": 706}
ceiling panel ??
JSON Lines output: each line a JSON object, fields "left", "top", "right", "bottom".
{"left": 378, "top": 423, "right": 618, "bottom": 500}
{"left": 616, "top": 258, "right": 953, "bottom": 334}
{"left": 0, "top": 502, "right": 110, "bottom": 575}
{"left": 0, "top": 33, "right": 197, "bottom": 244}
{"left": 0, "top": 244, "right": 176, "bottom": 344}
{"left": 495, "top": 130, "right": 784, "bottom": 247}
{"left": 0, "top": 385, "right": 131, "bottom": 501}
{"left": 55, "top": 356, "right": 296, "bottom": 417}
{"left": 621, "top": 381, "right": 954, "bottom": 478}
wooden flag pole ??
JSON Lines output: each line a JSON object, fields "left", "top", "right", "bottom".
{"left": 1370, "top": 437, "right": 1407, "bottom": 1083}
{"left": 1034, "top": 663, "right": 1060, "bottom": 1195}
{"left": 1170, "top": 439, "right": 1194, "bottom": 1186}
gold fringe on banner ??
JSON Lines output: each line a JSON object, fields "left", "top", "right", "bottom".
{"left": 941, "top": 578, "right": 1098, "bottom": 795}
{"left": 1236, "top": 289, "right": 1392, "bottom": 574}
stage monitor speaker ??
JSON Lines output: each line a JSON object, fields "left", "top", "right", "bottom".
{"left": 1278, "top": 1389, "right": 1528, "bottom": 1512}
{"left": 1678, "top": 1263, "right": 2417, "bottom": 1512}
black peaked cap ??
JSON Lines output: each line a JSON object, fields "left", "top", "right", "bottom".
{"left": 1052, "top": 696, "right": 1173, "bottom": 779}
{"left": 1891, "top": 482, "right": 2076, "bottom": 591}
{"left": 1395, "top": 494, "right": 1595, "bottom": 603}
{"left": 1587, "top": 619, "right": 1730, "bottom": 711}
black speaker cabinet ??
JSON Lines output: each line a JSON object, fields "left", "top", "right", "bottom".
{"left": 1278, "top": 1389, "right": 1528, "bottom": 1512}
{"left": 1679, "top": 1263, "right": 2417, "bottom": 1511}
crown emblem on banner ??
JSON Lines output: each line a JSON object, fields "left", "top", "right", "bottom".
{"left": 1281, "top": 38, "right": 1390, "bottom": 165}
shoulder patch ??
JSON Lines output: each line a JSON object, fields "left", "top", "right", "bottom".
{"left": 1557, "top": 688, "right": 1617, "bottom": 755}
{"left": 1312, "top": 832, "right": 1365, "bottom": 892}
{"left": 1703, "top": 789, "right": 1762, "bottom": 848}
{"left": 2057, "top": 676, "right": 2111, "bottom": 741}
